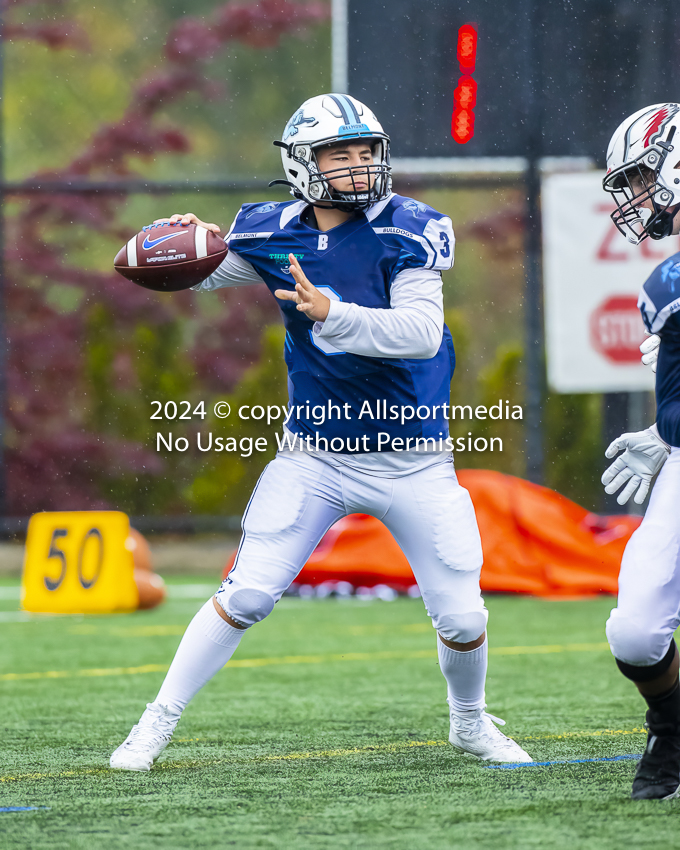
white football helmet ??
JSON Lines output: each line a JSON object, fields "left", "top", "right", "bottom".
{"left": 271, "top": 93, "right": 391, "bottom": 211}
{"left": 603, "top": 103, "right": 680, "bottom": 244}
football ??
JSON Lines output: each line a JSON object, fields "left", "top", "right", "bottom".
{"left": 113, "top": 222, "right": 228, "bottom": 292}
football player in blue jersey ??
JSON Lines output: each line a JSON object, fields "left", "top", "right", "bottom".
{"left": 601, "top": 102, "right": 680, "bottom": 799}
{"left": 110, "top": 93, "right": 532, "bottom": 771}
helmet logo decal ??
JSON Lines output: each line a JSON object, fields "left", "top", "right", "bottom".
{"left": 643, "top": 106, "right": 672, "bottom": 147}
{"left": 283, "top": 109, "right": 318, "bottom": 141}
{"left": 622, "top": 104, "right": 680, "bottom": 157}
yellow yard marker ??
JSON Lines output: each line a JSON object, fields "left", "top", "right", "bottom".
{"left": 21, "top": 511, "right": 138, "bottom": 614}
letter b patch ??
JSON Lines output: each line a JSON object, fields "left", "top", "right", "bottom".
{"left": 317, "top": 234, "right": 329, "bottom": 251}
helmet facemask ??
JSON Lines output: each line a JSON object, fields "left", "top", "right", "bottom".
{"left": 304, "top": 138, "right": 391, "bottom": 211}
{"left": 606, "top": 158, "right": 676, "bottom": 243}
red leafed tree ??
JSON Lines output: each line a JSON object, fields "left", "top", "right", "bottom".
{"left": 5, "top": 0, "right": 329, "bottom": 515}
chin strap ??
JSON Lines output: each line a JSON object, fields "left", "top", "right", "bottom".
{"left": 649, "top": 206, "right": 679, "bottom": 240}
{"left": 267, "top": 179, "right": 304, "bottom": 201}
{"left": 268, "top": 179, "right": 296, "bottom": 190}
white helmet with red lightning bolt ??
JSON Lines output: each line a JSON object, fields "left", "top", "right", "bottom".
{"left": 603, "top": 103, "right": 680, "bottom": 244}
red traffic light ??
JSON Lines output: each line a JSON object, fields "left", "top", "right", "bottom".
{"left": 452, "top": 108, "right": 475, "bottom": 144}
{"left": 457, "top": 24, "right": 477, "bottom": 74}
{"left": 452, "top": 24, "right": 478, "bottom": 144}
{"left": 454, "top": 76, "right": 477, "bottom": 110}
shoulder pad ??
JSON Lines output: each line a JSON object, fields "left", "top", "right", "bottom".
{"left": 639, "top": 251, "right": 680, "bottom": 333}
{"left": 368, "top": 194, "right": 454, "bottom": 271}
{"left": 226, "top": 201, "right": 301, "bottom": 248}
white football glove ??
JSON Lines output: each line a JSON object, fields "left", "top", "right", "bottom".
{"left": 602, "top": 425, "right": 670, "bottom": 505}
{"left": 640, "top": 333, "right": 660, "bottom": 373}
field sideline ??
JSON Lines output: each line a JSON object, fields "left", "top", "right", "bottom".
{"left": 0, "top": 578, "right": 676, "bottom": 849}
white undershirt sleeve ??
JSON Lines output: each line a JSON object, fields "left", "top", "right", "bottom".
{"left": 191, "top": 249, "right": 265, "bottom": 291}
{"left": 312, "top": 266, "right": 444, "bottom": 359}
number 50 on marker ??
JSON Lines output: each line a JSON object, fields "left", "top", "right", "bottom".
{"left": 21, "top": 512, "right": 138, "bottom": 614}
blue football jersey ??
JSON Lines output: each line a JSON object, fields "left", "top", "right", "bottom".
{"left": 639, "top": 253, "right": 680, "bottom": 446}
{"left": 226, "top": 194, "right": 455, "bottom": 451}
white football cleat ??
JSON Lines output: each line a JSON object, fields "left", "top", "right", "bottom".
{"left": 448, "top": 704, "right": 533, "bottom": 763}
{"left": 110, "top": 702, "right": 181, "bottom": 771}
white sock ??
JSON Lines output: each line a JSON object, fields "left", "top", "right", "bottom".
{"left": 153, "top": 600, "right": 245, "bottom": 717}
{"left": 437, "top": 636, "right": 488, "bottom": 712}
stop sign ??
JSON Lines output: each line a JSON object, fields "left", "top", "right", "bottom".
{"left": 589, "top": 296, "right": 646, "bottom": 364}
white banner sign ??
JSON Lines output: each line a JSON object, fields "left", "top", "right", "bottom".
{"left": 542, "top": 171, "right": 680, "bottom": 393}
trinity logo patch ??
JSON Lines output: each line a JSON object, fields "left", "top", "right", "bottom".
{"left": 269, "top": 252, "right": 304, "bottom": 274}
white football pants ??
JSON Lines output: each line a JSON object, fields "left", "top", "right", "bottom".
{"left": 215, "top": 451, "right": 488, "bottom": 643}
{"left": 606, "top": 448, "right": 680, "bottom": 666}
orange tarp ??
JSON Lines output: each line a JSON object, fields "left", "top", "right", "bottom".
{"left": 224, "top": 470, "right": 642, "bottom": 597}
{"left": 458, "top": 469, "right": 639, "bottom": 596}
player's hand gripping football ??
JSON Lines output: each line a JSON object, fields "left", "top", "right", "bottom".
{"left": 275, "top": 254, "right": 331, "bottom": 322}
{"left": 640, "top": 333, "right": 660, "bottom": 373}
{"left": 153, "top": 212, "right": 221, "bottom": 233}
{"left": 601, "top": 426, "right": 671, "bottom": 505}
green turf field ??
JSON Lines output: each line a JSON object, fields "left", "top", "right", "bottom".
{"left": 0, "top": 577, "right": 675, "bottom": 849}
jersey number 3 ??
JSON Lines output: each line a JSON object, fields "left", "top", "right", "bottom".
{"left": 439, "top": 232, "right": 450, "bottom": 258}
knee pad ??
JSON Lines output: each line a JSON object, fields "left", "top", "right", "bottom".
{"left": 606, "top": 611, "right": 670, "bottom": 667}
{"left": 616, "top": 640, "right": 677, "bottom": 683}
{"left": 218, "top": 588, "right": 275, "bottom": 628}
{"left": 435, "top": 610, "right": 487, "bottom": 644}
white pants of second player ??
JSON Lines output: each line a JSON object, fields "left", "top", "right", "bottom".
{"left": 215, "top": 451, "right": 488, "bottom": 644}
{"left": 607, "top": 448, "right": 680, "bottom": 666}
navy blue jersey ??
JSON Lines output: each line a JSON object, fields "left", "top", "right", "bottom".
{"left": 226, "top": 194, "right": 455, "bottom": 451}
{"left": 639, "top": 252, "right": 680, "bottom": 447}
